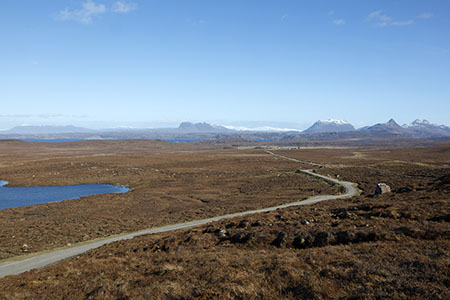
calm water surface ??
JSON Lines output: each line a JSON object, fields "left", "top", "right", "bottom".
{"left": 0, "top": 181, "right": 129, "bottom": 210}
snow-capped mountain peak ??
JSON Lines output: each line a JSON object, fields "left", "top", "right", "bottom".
{"left": 319, "top": 119, "right": 350, "bottom": 125}
{"left": 412, "top": 119, "right": 431, "bottom": 125}
{"left": 222, "top": 125, "right": 301, "bottom": 132}
{"left": 400, "top": 119, "right": 450, "bottom": 137}
{"left": 303, "top": 119, "right": 355, "bottom": 134}
{"left": 404, "top": 119, "right": 437, "bottom": 128}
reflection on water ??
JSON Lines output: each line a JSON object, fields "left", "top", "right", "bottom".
{"left": 0, "top": 181, "right": 129, "bottom": 210}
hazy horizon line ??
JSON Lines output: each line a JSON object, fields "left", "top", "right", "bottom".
{"left": 1, "top": 117, "right": 449, "bottom": 132}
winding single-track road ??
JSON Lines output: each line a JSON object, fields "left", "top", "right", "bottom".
{"left": 0, "top": 152, "right": 357, "bottom": 278}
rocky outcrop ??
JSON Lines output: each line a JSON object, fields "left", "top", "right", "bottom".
{"left": 375, "top": 183, "right": 391, "bottom": 195}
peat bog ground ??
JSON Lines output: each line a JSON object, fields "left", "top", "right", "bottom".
{"left": 0, "top": 140, "right": 449, "bottom": 299}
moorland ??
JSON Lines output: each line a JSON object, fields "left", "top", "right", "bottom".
{"left": 0, "top": 139, "right": 449, "bottom": 299}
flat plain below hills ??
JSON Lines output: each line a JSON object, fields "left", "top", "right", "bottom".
{"left": 0, "top": 140, "right": 449, "bottom": 300}
{"left": 0, "top": 140, "right": 338, "bottom": 260}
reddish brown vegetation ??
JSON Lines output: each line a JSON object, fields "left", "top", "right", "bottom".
{"left": 0, "top": 142, "right": 335, "bottom": 259}
{"left": 0, "top": 142, "right": 449, "bottom": 299}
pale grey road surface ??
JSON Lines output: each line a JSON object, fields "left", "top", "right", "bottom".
{"left": 265, "top": 150, "right": 324, "bottom": 167}
{"left": 0, "top": 152, "right": 356, "bottom": 278}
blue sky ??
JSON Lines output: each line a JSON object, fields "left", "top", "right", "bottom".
{"left": 1, "top": 0, "right": 449, "bottom": 129}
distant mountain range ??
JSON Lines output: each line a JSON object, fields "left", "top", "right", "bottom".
{"left": 358, "top": 119, "right": 450, "bottom": 138}
{"left": 403, "top": 119, "right": 450, "bottom": 137}
{"left": 302, "top": 118, "right": 450, "bottom": 138}
{"left": 0, "top": 119, "right": 449, "bottom": 141}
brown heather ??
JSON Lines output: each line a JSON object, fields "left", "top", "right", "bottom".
{"left": 0, "top": 140, "right": 449, "bottom": 299}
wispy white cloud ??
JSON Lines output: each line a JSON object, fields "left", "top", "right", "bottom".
{"left": 333, "top": 19, "right": 345, "bottom": 25}
{"left": 56, "top": 0, "right": 137, "bottom": 24}
{"left": 367, "top": 10, "right": 392, "bottom": 26}
{"left": 367, "top": 10, "right": 413, "bottom": 27}
{"left": 112, "top": 1, "right": 137, "bottom": 14}
{"left": 390, "top": 20, "right": 414, "bottom": 26}
{"left": 56, "top": 0, "right": 106, "bottom": 24}
{"left": 327, "top": 10, "right": 345, "bottom": 25}
{"left": 418, "top": 13, "right": 433, "bottom": 19}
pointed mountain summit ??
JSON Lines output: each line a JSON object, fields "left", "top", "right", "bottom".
{"left": 303, "top": 119, "right": 355, "bottom": 134}
{"left": 361, "top": 119, "right": 406, "bottom": 134}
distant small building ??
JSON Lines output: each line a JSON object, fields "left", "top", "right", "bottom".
{"left": 375, "top": 183, "right": 391, "bottom": 195}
